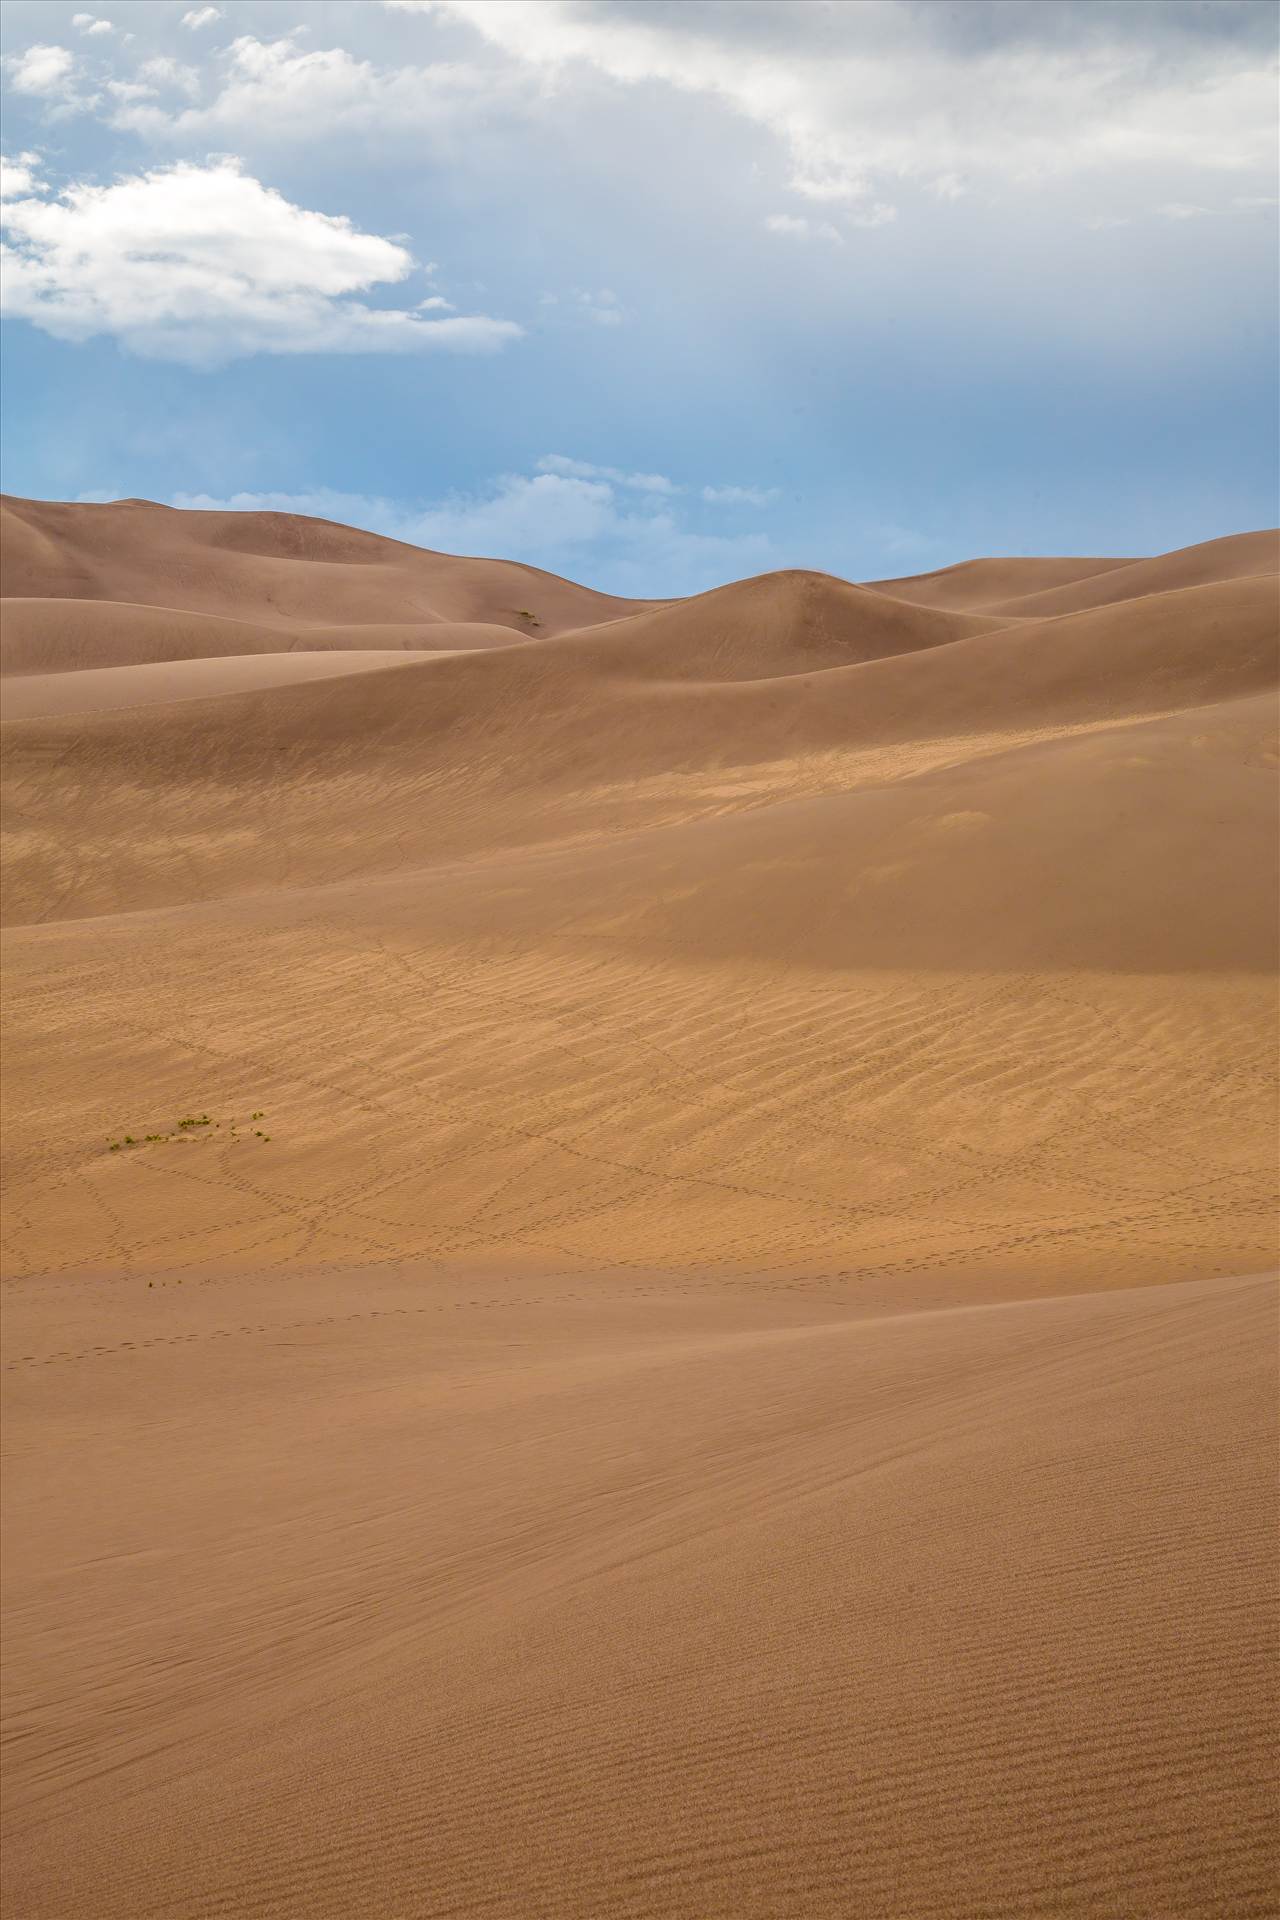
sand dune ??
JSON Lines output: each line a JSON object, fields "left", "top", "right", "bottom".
{"left": 868, "top": 551, "right": 1135, "bottom": 610}
{"left": 1, "top": 494, "right": 653, "bottom": 636}
{"left": 0, "top": 597, "right": 526, "bottom": 676}
{"left": 378, "top": 693, "right": 1274, "bottom": 975}
{"left": 981, "top": 527, "right": 1279, "bottom": 618}
{"left": 4, "top": 571, "right": 1274, "bottom": 925}
{"left": 541, "top": 568, "right": 1018, "bottom": 679}
{"left": 1, "top": 649, "right": 432, "bottom": 720}
{"left": 868, "top": 529, "right": 1276, "bottom": 616}
{"left": 2, "top": 499, "right": 1277, "bottom": 1918}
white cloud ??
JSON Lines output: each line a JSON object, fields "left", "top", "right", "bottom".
{"left": 539, "top": 286, "right": 624, "bottom": 328}
{"left": 537, "top": 454, "right": 676, "bottom": 494}
{"left": 702, "top": 485, "right": 779, "bottom": 508}
{"left": 416, "top": 0, "right": 1277, "bottom": 221}
{"left": 107, "top": 33, "right": 502, "bottom": 144}
{"left": 4, "top": 44, "right": 80, "bottom": 99}
{"left": 0, "top": 152, "right": 44, "bottom": 199}
{"left": 72, "top": 14, "right": 114, "bottom": 36}
{"left": 847, "top": 202, "right": 897, "bottom": 230}
{"left": 0, "top": 157, "right": 522, "bottom": 367}
{"left": 87, "top": 5, "right": 1276, "bottom": 244}
{"left": 181, "top": 6, "right": 224, "bottom": 28}
{"left": 415, "top": 472, "right": 623, "bottom": 555}
{"left": 106, "top": 78, "right": 157, "bottom": 102}
{"left": 576, "top": 286, "right": 621, "bottom": 326}
{"left": 765, "top": 212, "right": 842, "bottom": 245}
{"left": 166, "top": 470, "right": 774, "bottom": 595}
{"left": 138, "top": 57, "right": 201, "bottom": 100}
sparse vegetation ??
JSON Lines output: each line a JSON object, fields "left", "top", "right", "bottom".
{"left": 104, "top": 1111, "right": 271, "bottom": 1152}
{"left": 514, "top": 608, "right": 541, "bottom": 625}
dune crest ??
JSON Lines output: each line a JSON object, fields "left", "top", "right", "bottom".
{"left": 0, "top": 494, "right": 656, "bottom": 637}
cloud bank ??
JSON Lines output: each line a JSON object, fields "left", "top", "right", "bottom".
{"left": 0, "top": 157, "right": 522, "bottom": 365}
{"left": 166, "top": 462, "right": 776, "bottom": 595}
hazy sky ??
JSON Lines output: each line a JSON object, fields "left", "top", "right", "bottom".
{"left": 2, "top": 0, "right": 1276, "bottom": 591}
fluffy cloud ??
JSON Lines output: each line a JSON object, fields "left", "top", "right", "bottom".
{"left": 765, "top": 202, "right": 896, "bottom": 243}
{"left": 107, "top": 33, "right": 502, "bottom": 143}
{"left": 0, "top": 152, "right": 42, "bottom": 199}
{"left": 0, "top": 157, "right": 522, "bottom": 366}
{"left": 138, "top": 57, "right": 202, "bottom": 99}
{"left": 764, "top": 213, "right": 843, "bottom": 246}
{"left": 537, "top": 454, "right": 676, "bottom": 494}
{"left": 4, "top": 44, "right": 80, "bottom": 100}
{"left": 407, "top": 0, "right": 1277, "bottom": 223}
{"left": 105, "top": 6, "right": 1275, "bottom": 241}
{"left": 181, "top": 6, "right": 224, "bottom": 28}
{"left": 72, "top": 15, "right": 115, "bottom": 37}
{"left": 167, "top": 467, "right": 776, "bottom": 595}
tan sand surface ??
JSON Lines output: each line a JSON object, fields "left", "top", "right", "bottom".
{"left": 1, "top": 649, "right": 429, "bottom": 721}
{"left": 867, "top": 552, "right": 1137, "bottom": 610}
{"left": 0, "top": 494, "right": 654, "bottom": 635}
{"left": 0, "top": 599, "right": 527, "bottom": 676}
{"left": 978, "top": 529, "right": 1279, "bottom": 618}
{"left": 3, "top": 1264, "right": 1275, "bottom": 1918}
{"left": 2, "top": 498, "right": 1277, "bottom": 1916}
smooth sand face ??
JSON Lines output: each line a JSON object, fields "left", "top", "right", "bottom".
{"left": 5, "top": 1266, "right": 1275, "bottom": 1918}
{"left": 0, "top": 649, "right": 430, "bottom": 720}
{"left": 2, "top": 500, "right": 1277, "bottom": 1917}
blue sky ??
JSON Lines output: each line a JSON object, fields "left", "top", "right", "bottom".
{"left": 1, "top": 0, "right": 1276, "bottom": 593}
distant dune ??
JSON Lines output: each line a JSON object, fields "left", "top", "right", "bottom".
{"left": 3, "top": 497, "right": 1276, "bottom": 1919}
{"left": 0, "top": 598, "right": 527, "bottom": 677}
{"left": 0, "top": 493, "right": 653, "bottom": 637}
{"left": 867, "top": 551, "right": 1137, "bottom": 610}
{"left": 977, "top": 528, "right": 1280, "bottom": 618}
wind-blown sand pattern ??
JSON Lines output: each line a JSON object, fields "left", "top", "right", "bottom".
{"left": 2, "top": 498, "right": 1277, "bottom": 1917}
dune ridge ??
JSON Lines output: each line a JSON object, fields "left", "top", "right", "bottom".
{"left": 0, "top": 597, "right": 526, "bottom": 678}
{"left": 868, "top": 550, "right": 1137, "bottom": 609}
{"left": 0, "top": 493, "right": 655, "bottom": 637}
{"left": 2, "top": 497, "right": 1276, "bottom": 1918}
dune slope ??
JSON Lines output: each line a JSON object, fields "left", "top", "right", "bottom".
{"left": 2, "top": 509, "right": 1275, "bottom": 1277}
{"left": 1, "top": 650, "right": 432, "bottom": 720}
{"left": 868, "top": 551, "right": 1135, "bottom": 610}
{"left": 3, "top": 570, "right": 1275, "bottom": 925}
{"left": 0, "top": 494, "right": 654, "bottom": 637}
{"left": 983, "top": 527, "right": 1279, "bottom": 618}
{"left": 2, "top": 503, "right": 1277, "bottom": 1920}
{"left": 0, "top": 597, "right": 526, "bottom": 677}
{"left": 2, "top": 1268, "right": 1275, "bottom": 1919}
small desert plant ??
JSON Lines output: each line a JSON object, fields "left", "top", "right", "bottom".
{"left": 107, "top": 1107, "right": 273, "bottom": 1152}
